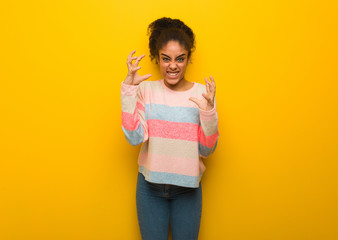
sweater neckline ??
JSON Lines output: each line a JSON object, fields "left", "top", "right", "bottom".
{"left": 160, "top": 79, "right": 196, "bottom": 94}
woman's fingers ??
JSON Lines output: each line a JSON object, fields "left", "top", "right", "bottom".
{"left": 127, "top": 50, "right": 145, "bottom": 66}
{"left": 208, "top": 81, "right": 213, "bottom": 94}
{"left": 134, "top": 54, "right": 146, "bottom": 66}
{"left": 210, "top": 75, "right": 215, "bottom": 85}
{"left": 210, "top": 75, "right": 216, "bottom": 93}
{"left": 127, "top": 50, "right": 138, "bottom": 64}
{"left": 202, "top": 93, "right": 211, "bottom": 102}
{"left": 202, "top": 93, "right": 215, "bottom": 109}
{"left": 127, "top": 57, "right": 137, "bottom": 68}
{"left": 128, "top": 50, "right": 136, "bottom": 60}
{"left": 126, "top": 50, "right": 146, "bottom": 74}
{"left": 126, "top": 50, "right": 152, "bottom": 84}
{"left": 190, "top": 76, "right": 216, "bottom": 111}
{"left": 141, "top": 74, "right": 152, "bottom": 81}
{"left": 205, "top": 77, "right": 210, "bottom": 93}
{"left": 189, "top": 97, "right": 201, "bottom": 107}
{"left": 127, "top": 51, "right": 135, "bottom": 64}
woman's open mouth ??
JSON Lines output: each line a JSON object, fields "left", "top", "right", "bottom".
{"left": 167, "top": 71, "right": 179, "bottom": 78}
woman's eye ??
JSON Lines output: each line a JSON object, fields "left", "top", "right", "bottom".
{"left": 177, "top": 58, "right": 184, "bottom": 62}
{"left": 162, "top": 57, "right": 169, "bottom": 61}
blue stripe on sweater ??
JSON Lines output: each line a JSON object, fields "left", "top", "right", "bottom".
{"left": 122, "top": 124, "right": 144, "bottom": 146}
{"left": 145, "top": 104, "right": 200, "bottom": 124}
{"left": 139, "top": 166, "right": 202, "bottom": 188}
{"left": 199, "top": 139, "right": 218, "bottom": 157}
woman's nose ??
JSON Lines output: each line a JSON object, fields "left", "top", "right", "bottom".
{"left": 168, "top": 63, "right": 177, "bottom": 70}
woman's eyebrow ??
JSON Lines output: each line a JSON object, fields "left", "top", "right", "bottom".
{"left": 160, "top": 53, "right": 186, "bottom": 58}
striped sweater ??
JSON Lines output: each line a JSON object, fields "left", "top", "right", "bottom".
{"left": 121, "top": 79, "right": 219, "bottom": 188}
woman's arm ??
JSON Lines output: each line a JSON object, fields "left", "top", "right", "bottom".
{"left": 121, "top": 83, "right": 148, "bottom": 146}
{"left": 189, "top": 76, "right": 219, "bottom": 157}
{"left": 121, "top": 50, "right": 151, "bottom": 146}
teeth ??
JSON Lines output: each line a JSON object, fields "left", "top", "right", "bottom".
{"left": 168, "top": 72, "right": 178, "bottom": 76}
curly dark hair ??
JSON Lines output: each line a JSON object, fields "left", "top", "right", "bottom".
{"left": 147, "top": 17, "right": 195, "bottom": 62}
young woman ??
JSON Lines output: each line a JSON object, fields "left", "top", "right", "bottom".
{"left": 121, "top": 17, "right": 219, "bottom": 240}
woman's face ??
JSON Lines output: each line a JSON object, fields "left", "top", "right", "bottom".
{"left": 157, "top": 40, "right": 190, "bottom": 88}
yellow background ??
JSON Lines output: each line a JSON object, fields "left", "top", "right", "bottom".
{"left": 1, "top": 0, "right": 337, "bottom": 239}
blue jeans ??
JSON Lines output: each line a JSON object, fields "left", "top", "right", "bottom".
{"left": 136, "top": 172, "right": 202, "bottom": 240}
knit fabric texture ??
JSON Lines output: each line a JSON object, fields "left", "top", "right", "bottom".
{"left": 121, "top": 79, "right": 219, "bottom": 188}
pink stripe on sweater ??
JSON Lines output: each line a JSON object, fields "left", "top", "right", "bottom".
{"left": 147, "top": 119, "right": 198, "bottom": 142}
{"left": 136, "top": 101, "right": 145, "bottom": 112}
{"left": 121, "top": 111, "right": 139, "bottom": 131}
{"left": 121, "top": 101, "right": 145, "bottom": 131}
{"left": 199, "top": 128, "right": 219, "bottom": 148}
{"left": 138, "top": 152, "right": 201, "bottom": 176}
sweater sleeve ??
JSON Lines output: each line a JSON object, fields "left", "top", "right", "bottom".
{"left": 198, "top": 103, "right": 219, "bottom": 158}
{"left": 120, "top": 81, "right": 148, "bottom": 146}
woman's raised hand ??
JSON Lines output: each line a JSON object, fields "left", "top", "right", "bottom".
{"left": 189, "top": 76, "right": 216, "bottom": 111}
{"left": 124, "top": 50, "right": 152, "bottom": 85}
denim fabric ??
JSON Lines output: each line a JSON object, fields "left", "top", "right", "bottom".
{"left": 136, "top": 172, "right": 202, "bottom": 240}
